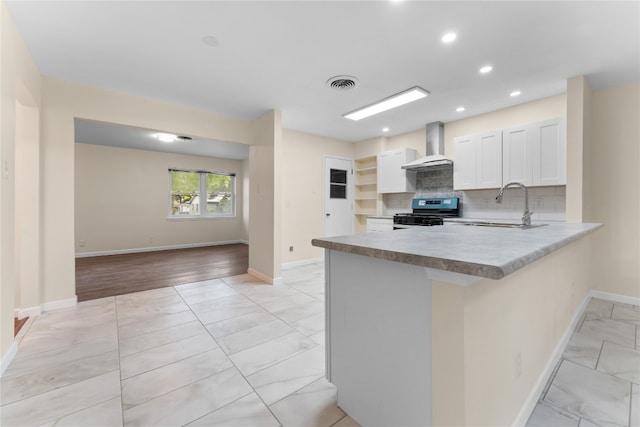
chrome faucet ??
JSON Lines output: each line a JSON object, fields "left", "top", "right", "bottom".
{"left": 496, "top": 182, "right": 533, "bottom": 226}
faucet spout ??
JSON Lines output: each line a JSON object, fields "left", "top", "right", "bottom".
{"left": 495, "top": 182, "right": 533, "bottom": 226}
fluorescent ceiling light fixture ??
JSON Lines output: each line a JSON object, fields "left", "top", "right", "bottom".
{"left": 155, "top": 133, "right": 177, "bottom": 143}
{"left": 344, "top": 86, "right": 429, "bottom": 121}
{"left": 442, "top": 32, "right": 457, "bottom": 43}
{"left": 479, "top": 65, "right": 493, "bottom": 74}
{"left": 510, "top": 90, "right": 521, "bottom": 97}
{"left": 456, "top": 106, "right": 465, "bottom": 112}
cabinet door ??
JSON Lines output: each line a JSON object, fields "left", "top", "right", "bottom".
{"left": 476, "top": 130, "right": 503, "bottom": 189}
{"left": 533, "top": 118, "right": 566, "bottom": 186}
{"left": 377, "top": 149, "right": 416, "bottom": 193}
{"left": 453, "top": 135, "right": 476, "bottom": 190}
{"left": 503, "top": 125, "right": 533, "bottom": 185}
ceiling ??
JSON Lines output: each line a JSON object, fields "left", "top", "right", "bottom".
{"left": 6, "top": 1, "right": 640, "bottom": 156}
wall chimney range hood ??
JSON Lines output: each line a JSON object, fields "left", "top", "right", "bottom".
{"left": 401, "top": 121, "right": 453, "bottom": 170}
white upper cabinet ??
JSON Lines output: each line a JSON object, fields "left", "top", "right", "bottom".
{"left": 453, "top": 130, "right": 502, "bottom": 190}
{"left": 503, "top": 118, "right": 566, "bottom": 186}
{"left": 377, "top": 148, "right": 416, "bottom": 193}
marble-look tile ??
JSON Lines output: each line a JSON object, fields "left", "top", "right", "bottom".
{"left": 4, "top": 336, "right": 118, "bottom": 378}
{"left": 579, "top": 419, "right": 601, "bottom": 427}
{"left": 117, "top": 310, "right": 198, "bottom": 339}
{"left": 238, "top": 286, "right": 304, "bottom": 306}
{"left": 205, "top": 310, "right": 276, "bottom": 338}
{"left": 121, "top": 348, "right": 232, "bottom": 409}
{"left": 230, "top": 331, "right": 317, "bottom": 376}
{"left": 37, "top": 397, "right": 123, "bottom": 427}
{"left": 310, "top": 331, "right": 326, "bottom": 347}
{"left": 1, "top": 350, "right": 119, "bottom": 405}
{"left": 269, "top": 377, "right": 345, "bottom": 427}
{"left": 218, "top": 319, "right": 293, "bottom": 355}
{"left": 631, "top": 384, "right": 640, "bottom": 427}
{"left": 247, "top": 346, "right": 325, "bottom": 405}
{"left": 271, "top": 300, "right": 324, "bottom": 323}
{"left": 332, "top": 415, "right": 362, "bottom": 427}
{"left": 176, "top": 282, "right": 239, "bottom": 305}
{"left": 119, "top": 320, "right": 207, "bottom": 357}
{"left": 186, "top": 393, "right": 280, "bottom": 427}
{"left": 597, "top": 341, "right": 640, "bottom": 384}
{"left": 525, "top": 402, "right": 579, "bottom": 427}
{"left": 175, "top": 278, "right": 225, "bottom": 292}
{"left": 258, "top": 292, "right": 317, "bottom": 313}
{"left": 17, "top": 320, "right": 117, "bottom": 358}
{"left": 0, "top": 371, "right": 121, "bottom": 427}
{"left": 612, "top": 304, "right": 640, "bottom": 326}
{"left": 544, "top": 360, "right": 631, "bottom": 427}
{"left": 580, "top": 315, "right": 636, "bottom": 348}
{"left": 116, "top": 300, "right": 190, "bottom": 326}
{"left": 120, "top": 332, "right": 218, "bottom": 379}
{"left": 562, "top": 332, "right": 603, "bottom": 369}
{"left": 290, "top": 312, "right": 325, "bottom": 337}
{"left": 585, "top": 298, "right": 614, "bottom": 319}
{"left": 123, "top": 367, "right": 252, "bottom": 427}
{"left": 188, "top": 294, "right": 256, "bottom": 315}
{"left": 115, "top": 286, "right": 178, "bottom": 304}
{"left": 220, "top": 273, "right": 267, "bottom": 286}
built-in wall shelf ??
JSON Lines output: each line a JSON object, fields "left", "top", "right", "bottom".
{"left": 354, "top": 156, "right": 382, "bottom": 233}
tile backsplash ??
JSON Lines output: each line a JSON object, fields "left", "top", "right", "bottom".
{"left": 383, "top": 165, "right": 566, "bottom": 222}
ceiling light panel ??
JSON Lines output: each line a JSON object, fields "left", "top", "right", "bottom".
{"left": 479, "top": 65, "right": 493, "bottom": 74}
{"left": 344, "top": 87, "right": 429, "bottom": 121}
{"left": 441, "top": 32, "right": 457, "bottom": 43}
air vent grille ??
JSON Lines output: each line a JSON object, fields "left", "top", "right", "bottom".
{"left": 326, "top": 75, "right": 358, "bottom": 91}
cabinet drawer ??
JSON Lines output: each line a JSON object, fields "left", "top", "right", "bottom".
{"left": 367, "top": 218, "right": 393, "bottom": 232}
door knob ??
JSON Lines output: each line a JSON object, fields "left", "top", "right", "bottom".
{"left": 326, "top": 213, "right": 331, "bottom": 217}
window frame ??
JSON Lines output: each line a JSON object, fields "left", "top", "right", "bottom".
{"left": 168, "top": 168, "right": 236, "bottom": 220}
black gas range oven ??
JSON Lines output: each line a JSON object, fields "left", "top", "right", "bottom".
{"left": 393, "top": 197, "right": 460, "bottom": 229}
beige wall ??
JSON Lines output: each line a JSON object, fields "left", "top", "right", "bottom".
{"left": 75, "top": 143, "right": 245, "bottom": 254}
{"left": 281, "top": 129, "right": 354, "bottom": 264}
{"left": 588, "top": 83, "right": 640, "bottom": 297}
{"left": 445, "top": 94, "right": 567, "bottom": 153}
{"left": 1, "top": 2, "right": 42, "bottom": 366}
{"left": 432, "top": 235, "right": 593, "bottom": 426}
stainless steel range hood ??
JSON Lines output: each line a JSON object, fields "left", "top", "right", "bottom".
{"left": 401, "top": 121, "right": 453, "bottom": 170}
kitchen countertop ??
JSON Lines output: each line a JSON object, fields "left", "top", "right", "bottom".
{"left": 312, "top": 222, "right": 602, "bottom": 280}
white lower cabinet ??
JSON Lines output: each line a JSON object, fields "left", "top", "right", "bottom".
{"left": 366, "top": 217, "right": 393, "bottom": 232}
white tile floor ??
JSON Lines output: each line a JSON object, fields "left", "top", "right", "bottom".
{"left": 2, "top": 263, "right": 637, "bottom": 427}
{"left": 1, "top": 262, "right": 359, "bottom": 427}
{"left": 526, "top": 298, "right": 640, "bottom": 427}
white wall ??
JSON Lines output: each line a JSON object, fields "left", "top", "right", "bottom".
{"left": 281, "top": 129, "right": 354, "bottom": 265}
{"left": 75, "top": 143, "right": 245, "bottom": 254}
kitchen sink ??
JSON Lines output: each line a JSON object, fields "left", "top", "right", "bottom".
{"left": 450, "top": 221, "right": 548, "bottom": 229}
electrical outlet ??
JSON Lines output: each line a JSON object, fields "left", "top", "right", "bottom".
{"left": 79, "top": 240, "right": 86, "bottom": 248}
{"left": 515, "top": 352, "right": 522, "bottom": 380}
{"left": 289, "top": 246, "right": 294, "bottom": 252}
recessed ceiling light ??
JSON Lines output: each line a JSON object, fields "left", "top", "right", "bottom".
{"left": 479, "top": 65, "right": 493, "bottom": 74}
{"left": 456, "top": 106, "right": 465, "bottom": 112}
{"left": 382, "top": 127, "right": 390, "bottom": 132}
{"left": 343, "top": 86, "right": 429, "bottom": 121}
{"left": 510, "top": 90, "right": 521, "bottom": 97}
{"left": 442, "top": 32, "right": 457, "bottom": 43}
{"left": 154, "top": 133, "right": 177, "bottom": 143}
{"left": 202, "top": 35, "right": 219, "bottom": 47}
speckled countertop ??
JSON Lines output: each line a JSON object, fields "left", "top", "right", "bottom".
{"left": 311, "top": 222, "right": 602, "bottom": 280}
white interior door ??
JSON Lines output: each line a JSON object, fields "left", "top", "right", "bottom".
{"left": 324, "top": 156, "right": 354, "bottom": 237}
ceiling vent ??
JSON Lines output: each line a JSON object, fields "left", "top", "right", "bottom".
{"left": 326, "top": 75, "right": 358, "bottom": 91}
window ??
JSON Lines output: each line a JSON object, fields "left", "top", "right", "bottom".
{"left": 329, "top": 168, "right": 347, "bottom": 199}
{"left": 169, "top": 169, "right": 235, "bottom": 218}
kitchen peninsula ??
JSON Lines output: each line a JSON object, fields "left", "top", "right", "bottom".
{"left": 311, "top": 222, "right": 602, "bottom": 427}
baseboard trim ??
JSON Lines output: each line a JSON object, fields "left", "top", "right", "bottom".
{"left": 247, "top": 268, "right": 283, "bottom": 286}
{"left": 513, "top": 289, "right": 639, "bottom": 426}
{"left": 41, "top": 297, "right": 77, "bottom": 312}
{"left": 75, "top": 240, "right": 248, "bottom": 258}
{"left": 16, "top": 306, "right": 41, "bottom": 319}
{"left": 281, "top": 258, "right": 323, "bottom": 270}
{"left": 1, "top": 341, "right": 18, "bottom": 377}
{"left": 589, "top": 290, "right": 640, "bottom": 306}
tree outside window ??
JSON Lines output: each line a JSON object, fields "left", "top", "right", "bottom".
{"left": 169, "top": 170, "right": 235, "bottom": 218}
